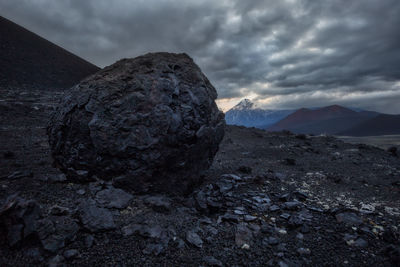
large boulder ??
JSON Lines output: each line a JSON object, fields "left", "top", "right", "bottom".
{"left": 47, "top": 52, "right": 225, "bottom": 194}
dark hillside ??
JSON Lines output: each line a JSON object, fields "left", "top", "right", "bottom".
{"left": 339, "top": 114, "right": 400, "bottom": 136}
{"left": 0, "top": 16, "right": 100, "bottom": 90}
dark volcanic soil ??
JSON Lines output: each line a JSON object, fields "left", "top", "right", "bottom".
{"left": 1, "top": 88, "right": 400, "bottom": 266}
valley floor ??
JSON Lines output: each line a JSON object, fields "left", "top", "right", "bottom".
{"left": 337, "top": 135, "right": 400, "bottom": 150}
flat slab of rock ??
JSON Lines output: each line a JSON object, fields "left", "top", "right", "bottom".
{"left": 95, "top": 187, "right": 133, "bottom": 209}
{"left": 79, "top": 200, "right": 116, "bottom": 232}
{"left": 335, "top": 212, "right": 363, "bottom": 226}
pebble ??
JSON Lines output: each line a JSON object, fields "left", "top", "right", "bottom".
{"left": 85, "top": 235, "right": 95, "bottom": 248}
{"left": 144, "top": 195, "right": 172, "bottom": 212}
{"left": 267, "top": 237, "right": 280, "bottom": 246}
{"left": 244, "top": 215, "right": 257, "bottom": 222}
{"left": 186, "top": 231, "right": 203, "bottom": 248}
{"left": 203, "top": 256, "right": 223, "bottom": 266}
{"left": 297, "top": 248, "right": 311, "bottom": 255}
{"left": 354, "top": 238, "right": 368, "bottom": 248}
{"left": 76, "top": 189, "right": 85, "bottom": 195}
{"left": 270, "top": 205, "right": 281, "bottom": 212}
{"left": 296, "top": 233, "right": 304, "bottom": 240}
{"left": 63, "top": 249, "right": 79, "bottom": 259}
{"left": 280, "top": 213, "right": 291, "bottom": 220}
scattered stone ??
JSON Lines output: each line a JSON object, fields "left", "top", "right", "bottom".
{"left": 85, "top": 235, "right": 95, "bottom": 248}
{"left": 76, "top": 189, "right": 86, "bottom": 195}
{"left": 292, "top": 191, "right": 308, "bottom": 201}
{"left": 79, "top": 200, "right": 115, "bottom": 232}
{"left": 95, "top": 187, "right": 133, "bottom": 209}
{"left": 335, "top": 212, "right": 363, "bottom": 226}
{"left": 297, "top": 247, "right": 311, "bottom": 255}
{"left": 37, "top": 216, "right": 79, "bottom": 252}
{"left": 47, "top": 52, "right": 225, "bottom": 195}
{"left": 122, "top": 223, "right": 163, "bottom": 239}
{"left": 49, "top": 205, "right": 70, "bottom": 216}
{"left": 296, "top": 233, "right": 304, "bottom": 240}
{"left": 359, "top": 203, "right": 375, "bottom": 214}
{"left": 270, "top": 205, "right": 281, "bottom": 212}
{"left": 4, "top": 170, "right": 33, "bottom": 180}
{"left": 24, "top": 247, "right": 44, "bottom": 262}
{"left": 206, "top": 225, "right": 218, "bottom": 235}
{"left": 252, "top": 195, "right": 271, "bottom": 204}
{"left": 280, "top": 213, "right": 291, "bottom": 220}
{"left": 300, "top": 225, "right": 310, "bottom": 234}
{"left": 283, "top": 201, "right": 302, "bottom": 210}
{"left": 199, "top": 217, "right": 212, "bottom": 224}
{"left": 143, "top": 243, "right": 165, "bottom": 256}
{"left": 220, "top": 213, "right": 240, "bottom": 223}
{"left": 89, "top": 181, "right": 103, "bottom": 194}
{"left": 49, "top": 174, "right": 67, "bottom": 183}
{"left": 266, "top": 237, "right": 280, "bottom": 246}
{"left": 186, "top": 231, "right": 203, "bottom": 248}
{"left": 144, "top": 195, "right": 172, "bottom": 212}
{"left": 0, "top": 195, "right": 42, "bottom": 247}
{"left": 354, "top": 238, "right": 368, "bottom": 248}
{"left": 244, "top": 215, "right": 257, "bottom": 222}
{"left": 279, "top": 193, "right": 291, "bottom": 201}
{"left": 277, "top": 228, "right": 287, "bottom": 235}
{"left": 235, "top": 223, "right": 253, "bottom": 248}
{"left": 203, "top": 256, "right": 223, "bottom": 266}
{"left": 221, "top": 174, "right": 242, "bottom": 181}
{"left": 48, "top": 255, "right": 65, "bottom": 267}
{"left": 63, "top": 249, "right": 79, "bottom": 259}
{"left": 288, "top": 215, "right": 304, "bottom": 228}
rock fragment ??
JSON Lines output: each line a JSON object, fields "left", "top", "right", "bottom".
{"left": 335, "top": 212, "right": 363, "bottom": 226}
{"left": 79, "top": 200, "right": 115, "bottom": 232}
{"left": 144, "top": 195, "right": 171, "bottom": 212}
{"left": 95, "top": 187, "right": 133, "bottom": 209}
{"left": 186, "top": 230, "right": 203, "bottom": 248}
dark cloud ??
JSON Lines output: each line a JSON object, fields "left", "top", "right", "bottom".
{"left": 1, "top": 0, "right": 399, "bottom": 113}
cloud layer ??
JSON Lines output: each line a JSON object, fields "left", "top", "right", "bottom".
{"left": 1, "top": 0, "right": 400, "bottom": 113}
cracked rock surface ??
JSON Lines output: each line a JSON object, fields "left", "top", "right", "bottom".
{"left": 47, "top": 52, "right": 225, "bottom": 194}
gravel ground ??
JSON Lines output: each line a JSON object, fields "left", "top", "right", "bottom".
{"left": 0, "top": 88, "right": 399, "bottom": 266}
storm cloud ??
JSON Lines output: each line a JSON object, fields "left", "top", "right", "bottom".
{"left": 1, "top": 0, "right": 399, "bottom": 113}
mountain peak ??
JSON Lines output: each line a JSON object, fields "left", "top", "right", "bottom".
{"left": 232, "top": 99, "right": 254, "bottom": 110}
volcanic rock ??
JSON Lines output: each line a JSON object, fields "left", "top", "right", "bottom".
{"left": 95, "top": 187, "right": 133, "bottom": 209}
{"left": 186, "top": 230, "right": 203, "bottom": 248}
{"left": 0, "top": 195, "right": 42, "bottom": 247}
{"left": 78, "top": 200, "right": 116, "bottom": 232}
{"left": 143, "top": 195, "right": 172, "bottom": 212}
{"left": 47, "top": 52, "right": 225, "bottom": 194}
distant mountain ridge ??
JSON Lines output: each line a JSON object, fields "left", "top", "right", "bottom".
{"left": 225, "top": 99, "right": 294, "bottom": 128}
{"left": 266, "top": 105, "right": 386, "bottom": 135}
{"left": 0, "top": 16, "right": 100, "bottom": 90}
{"left": 266, "top": 105, "right": 380, "bottom": 135}
{"left": 226, "top": 99, "right": 399, "bottom": 136}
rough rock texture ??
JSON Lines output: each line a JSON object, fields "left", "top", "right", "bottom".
{"left": 47, "top": 52, "right": 225, "bottom": 194}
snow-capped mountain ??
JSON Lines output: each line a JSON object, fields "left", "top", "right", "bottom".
{"left": 225, "top": 99, "right": 294, "bottom": 129}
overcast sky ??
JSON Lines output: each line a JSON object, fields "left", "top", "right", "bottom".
{"left": 1, "top": 0, "right": 400, "bottom": 113}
